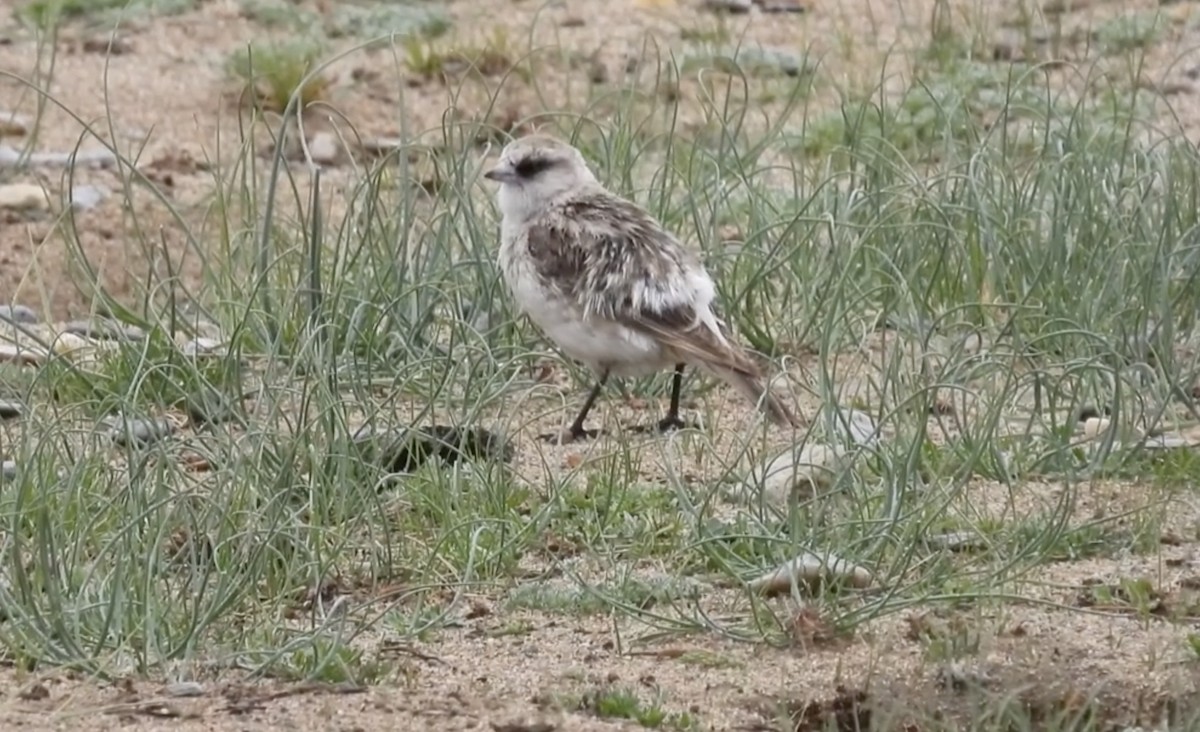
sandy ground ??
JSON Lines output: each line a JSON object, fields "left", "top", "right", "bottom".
{"left": 4, "top": 0, "right": 1200, "bottom": 729}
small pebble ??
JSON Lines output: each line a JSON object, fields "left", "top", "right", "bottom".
{"left": 352, "top": 424, "right": 513, "bottom": 474}
{"left": 755, "top": 0, "right": 806, "bottom": 11}
{"left": 0, "top": 400, "right": 22, "bottom": 420}
{"left": 836, "top": 408, "right": 879, "bottom": 447}
{"left": 926, "top": 531, "right": 987, "bottom": 552}
{"left": 180, "top": 337, "right": 225, "bottom": 357}
{"left": 747, "top": 442, "right": 846, "bottom": 504}
{"left": 165, "top": 681, "right": 205, "bottom": 698}
{"left": 0, "top": 183, "right": 49, "bottom": 211}
{"left": 0, "top": 304, "right": 38, "bottom": 324}
{"left": 105, "top": 415, "right": 175, "bottom": 447}
{"left": 749, "top": 551, "right": 873, "bottom": 596}
{"left": 69, "top": 184, "right": 107, "bottom": 211}
{"left": 0, "top": 460, "right": 15, "bottom": 481}
{"left": 704, "top": 0, "right": 752, "bottom": 11}
{"left": 1082, "top": 417, "right": 1111, "bottom": 440}
{"left": 1143, "top": 432, "right": 1198, "bottom": 450}
{"left": 0, "top": 343, "right": 45, "bottom": 366}
{"left": 0, "top": 111, "right": 27, "bottom": 137}
{"left": 50, "top": 332, "right": 92, "bottom": 357}
{"left": 730, "top": 47, "right": 812, "bottom": 77}
{"left": 308, "top": 132, "right": 342, "bottom": 165}
{"left": 62, "top": 320, "right": 145, "bottom": 341}
{"left": 960, "top": 331, "right": 987, "bottom": 355}
{"left": 0, "top": 145, "right": 117, "bottom": 169}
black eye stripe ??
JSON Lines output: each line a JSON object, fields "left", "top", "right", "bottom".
{"left": 514, "top": 157, "right": 555, "bottom": 177}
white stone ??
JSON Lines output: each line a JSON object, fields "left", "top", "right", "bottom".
{"left": 308, "top": 131, "right": 342, "bottom": 165}
{"left": 0, "top": 183, "right": 49, "bottom": 211}
{"left": 748, "top": 442, "right": 847, "bottom": 505}
{"left": 749, "top": 551, "right": 873, "bottom": 596}
{"left": 70, "top": 184, "right": 107, "bottom": 210}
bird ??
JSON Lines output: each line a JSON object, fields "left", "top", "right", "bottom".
{"left": 483, "top": 133, "right": 799, "bottom": 444}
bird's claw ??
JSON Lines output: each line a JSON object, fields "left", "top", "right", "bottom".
{"left": 629, "top": 416, "right": 696, "bottom": 435}
{"left": 657, "top": 416, "right": 691, "bottom": 433}
{"left": 537, "top": 426, "right": 604, "bottom": 445}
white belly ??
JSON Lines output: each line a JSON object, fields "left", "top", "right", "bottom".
{"left": 501, "top": 249, "right": 673, "bottom": 378}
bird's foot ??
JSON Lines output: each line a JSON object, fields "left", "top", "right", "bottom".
{"left": 631, "top": 415, "right": 697, "bottom": 435}
{"left": 537, "top": 425, "right": 604, "bottom": 445}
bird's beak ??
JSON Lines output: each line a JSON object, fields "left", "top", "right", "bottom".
{"left": 484, "top": 162, "right": 516, "bottom": 183}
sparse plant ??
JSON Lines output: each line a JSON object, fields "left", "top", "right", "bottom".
{"left": 1095, "top": 11, "right": 1165, "bottom": 54}
{"left": 18, "top": 0, "right": 194, "bottom": 28}
{"left": 227, "top": 39, "right": 332, "bottom": 112}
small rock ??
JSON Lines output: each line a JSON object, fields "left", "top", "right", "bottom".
{"left": 0, "top": 111, "right": 27, "bottom": 137}
{"left": 835, "top": 408, "right": 879, "bottom": 447}
{"left": 0, "top": 183, "right": 49, "bottom": 211}
{"left": 0, "top": 460, "right": 15, "bottom": 481}
{"left": 105, "top": 415, "right": 175, "bottom": 448}
{"left": 926, "top": 531, "right": 986, "bottom": 552}
{"left": 180, "top": 337, "right": 225, "bottom": 357}
{"left": 1142, "top": 432, "right": 1200, "bottom": 450}
{"left": 0, "top": 343, "right": 45, "bottom": 366}
{"left": 1082, "top": 417, "right": 1112, "bottom": 440}
{"left": 880, "top": 312, "right": 936, "bottom": 336}
{"left": 62, "top": 320, "right": 145, "bottom": 341}
{"left": 307, "top": 131, "right": 342, "bottom": 165}
{"left": 705, "top": 0, "right": 752, "bottom": 12}
{"left": 749, "top": 442, "right": 847, "bottom": 504}
{"left": 961, "top": 331, "right": 987, "bottom": 355}
{"left": 80, "top": 35, "right": 134, "bottom": 55}
{"left": 730, "top": 47, "right": 812, "bottom": 77}
{"left": 0, "top": 144, "right": 118, "bottom": 169}
{"left": 69, "top": 184, "right": 107, "bottom": 211}
{"left": 0, "top": 400, "right": 23, "bottom": 420}
{"left": 165, "top": 681, "right": 205, "bottom": 698}
{"left": 683, "top": 46, "right": 813, "bottom": 78}
{"left": 352, "top": 424, "right": 514, "bottom": 475}
{"left": 754, "top": 0, "right": 806, "bottom": 11}
{"left": 0, "top": 304, "right": 38, "bottom": 324}
{"left": 749, "top": 551, "right": 873, "bottom": 596}
{"left": 49, "top": 332, "right": 92, "bottom": 357}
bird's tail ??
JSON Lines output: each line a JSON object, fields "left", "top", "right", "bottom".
{"left": 705, "top": 364, "right": 800, "bottom": 428}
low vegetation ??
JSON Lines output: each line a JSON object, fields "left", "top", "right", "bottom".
{"left": 1, "top": 0, "right": 1199, "bottom": 728}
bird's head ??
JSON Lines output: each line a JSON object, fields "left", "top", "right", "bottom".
{"left": 484, "top": 135, "right": 599, "bottom": 220}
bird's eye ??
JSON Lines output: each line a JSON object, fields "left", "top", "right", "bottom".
{"left": 514, "top": 157, "right": 554, "bottom": 178}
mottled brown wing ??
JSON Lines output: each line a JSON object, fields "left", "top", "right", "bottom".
{"left": 624, "top": 299, "right": 762, "bottom": 377}
{"left": 528, "top": 196, "right": 760, "bottom": 377}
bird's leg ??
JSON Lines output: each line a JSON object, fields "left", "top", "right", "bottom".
{"left": 540, "top": 371, "right": 609, "bottom": 444}
{"left": 567, "top": 378, "right": 606, "bottom": 438}
{"left": 658, "top": 363, "right": 688, "bottom": 433}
